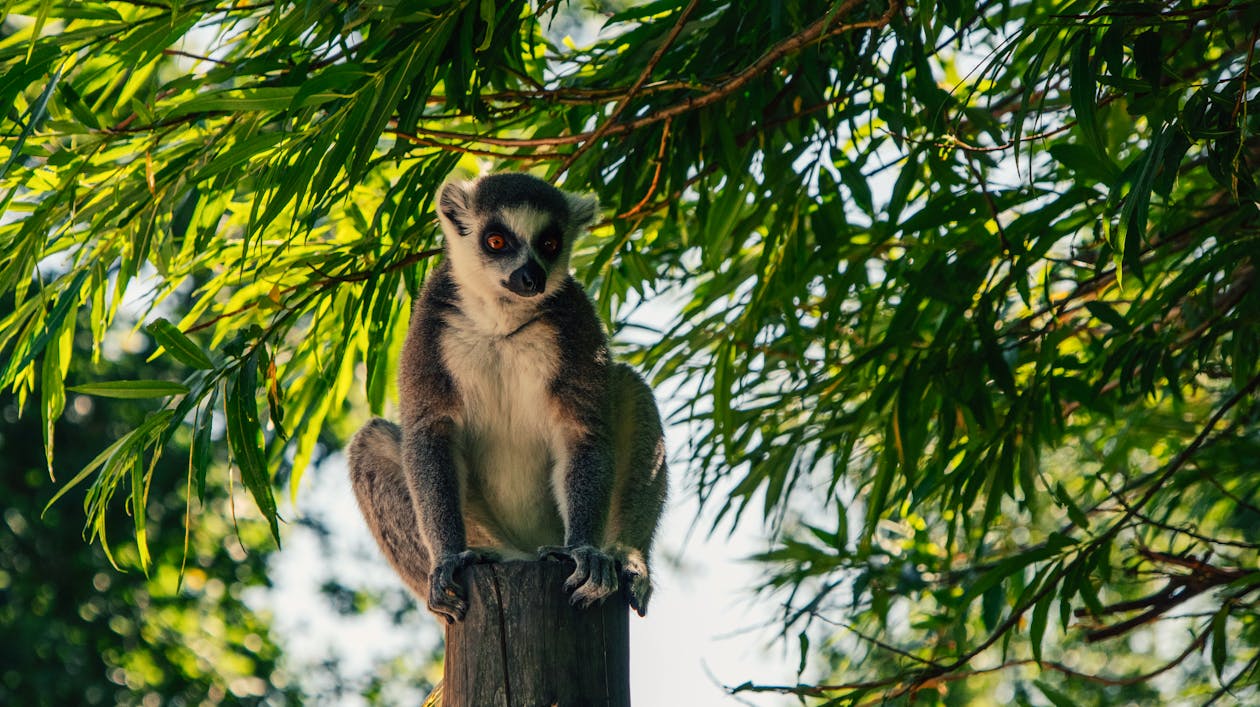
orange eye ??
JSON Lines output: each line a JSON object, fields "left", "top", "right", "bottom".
{"left": 485, "top": 233, "right": 508, "bottom": 251}
{"left": 540, "top": 237, "right": 558, "bottom": 253}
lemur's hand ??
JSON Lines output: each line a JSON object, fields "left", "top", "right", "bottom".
{"left": 428, "top": 549, "right": 497, "bottom": 623}
{"left": 538, "top": 544, "right": 619, "bottom": 608}
{"left": 615, "top": 548, "right": 653, "bottom": 617}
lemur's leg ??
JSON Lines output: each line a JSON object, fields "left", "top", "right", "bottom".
{"left": 605, "top": 364, "right": 669, "bottom": 616}
{"left": 347, "top": 418, "right": 433, "bottom": 601}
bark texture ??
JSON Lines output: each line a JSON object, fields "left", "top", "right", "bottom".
{"left": 443, "top": 560, "right": 631, "bottom": 707}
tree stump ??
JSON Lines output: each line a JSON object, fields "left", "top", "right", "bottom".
{"left": 442, "top": 560, "right": 631, "bottom": 707}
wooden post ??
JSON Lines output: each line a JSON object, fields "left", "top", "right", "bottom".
{"left": 442, "top": 560, "right": 631, "bottom": 707}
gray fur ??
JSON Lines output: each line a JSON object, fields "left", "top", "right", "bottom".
{"left": 348, "top": 173, "right": 667, "bottom": 622}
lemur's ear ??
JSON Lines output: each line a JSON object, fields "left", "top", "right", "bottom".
{"left": 438, "top": 180, "right": 473, "bottom": 237}
{"left": 566, "top": 192, "right": 599, "bottom": 231}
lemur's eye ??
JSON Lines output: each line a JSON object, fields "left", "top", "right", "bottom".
{"left": 485, "top": 233, "right": 508, "bottom": 251}
{"left": 540, "top": 237, "right": 559, "bottom": 254}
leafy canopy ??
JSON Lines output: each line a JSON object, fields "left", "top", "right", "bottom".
{"left": 2, "top": 0, "right": 1259, "bottom": 703}
{"left": 0, "top": 300, "right": 294, "bottom": 706}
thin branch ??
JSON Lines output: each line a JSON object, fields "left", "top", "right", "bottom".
{"left": 1120, "top": 506, "right": 1260, "bottom": 550}
{"left": 733, "top": 626, "right": 1214, "bottom": 699}
{"left": 617, "top": 119, "right": 672, "bottom": 219}
{"left": 184, "top": 248, "right": 443, "bottom": 334}
{"left": 612, "top": 91, "right": 849, "bottom": 222}
{"left": 806, "top": 612, "right": 945, "bottom": 669}
{"left": 387, "top": 131, "right": 564, "bottom": 162}
{"left": 1204, "top": 650, "right": 1260, "bottom": 706}
{"left": 401, "top": 0, "right": 898, "bottom": 151}
{"left": 161, "top": 48, "right": 230, "bottom": 65}
{"left": 479, "top": 78, "right": 712, "bottom": 105}
{"left": 1118, "top": 372, "right": 1260, "bottom": 525}
{"left": 945, "top": 123, "right": 1074, "bottom": 152}
{"left": 557, "top": 0, "right": 701, "bottom": 175}
{"left": 963, "top": 156, "right": 1012, "bottom": 252}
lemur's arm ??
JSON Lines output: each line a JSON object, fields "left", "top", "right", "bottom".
{"left": 397, "top": 275, "right": 486, "bottom": 622}
{"left": 402, "top": 415, "right": 484, "bottom": 622}
{"left": 550, "top": 430, "right": 619, "bottom": 606}
{"left": 539, "top": 281, "right": 621, "bottom": 606}
{"left": 559, "top": 434, "right": 613, "bottom": 547}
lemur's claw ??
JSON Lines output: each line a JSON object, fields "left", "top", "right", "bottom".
{"left": 536, "top": 544, "right": 618, "bottom": 608}
{"left": 427, "top": 549, "right": 498, "bottom": 622}
{"left": 536, "top": 545, "right": 570, "bottom": 562}
{"left": 620, "top": 565, "right": 652, "bottom": 617}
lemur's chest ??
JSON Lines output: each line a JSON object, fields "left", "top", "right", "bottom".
{"left": 439, "top": 317, "right": 566, "bottom": 548}
{"left": 440, "top": 319, "right": 560, "bottom": 433}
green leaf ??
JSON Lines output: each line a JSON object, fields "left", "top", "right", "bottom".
{"left": 288, "top": 63, "right": 367, "bottom": 113}
{"left": 1211, "top": 608, "right": 1228, "bottom": 679}
{"left": 1036, "top": 680, "right": 1076, "bottom": 707}
{"left": 859, "top": 455, "right": 895, "bottom": 552}
{"left": 13, "top": 1, "right": 123, "bottom": 21}
{"left": 0, "top": 269, "right": 87, "bottom": 388}
{"left": 43, "top": 410, "right": 174, "bottom": 515}
{"left": 476, "top": 0, "right": 496, "bottom": 52}
{"left": 961, "top": 545, "right": 1061, "bottom": 607}
{"left": 887, "top": 148, "right": 920, "bottom": 224}
{"left": 982, "top": 339, "right": 1015, "bottom": 396}
{"left": 1084, "top": 301, "right": 1130, "bottom": 332}
{"left": 1049, "top": 143, "right": 1120, "bottom": 185}
{"left": 1132, "top": 31, "right": 1163, "bottom": 90}
{"left": 836, "top": 158, "right": 873, "bottom": 216}
{"left": 130, "top": 457, "right": 151, "bottom": 574}
{"left": 40, "top": 312, "right": 74, "bottom": 476}
{"left": 69, "top": 380, "right": 190, "bottom": 398}
{"left": 1017, "top": 440, "right": 1039, "bottom": 514}
{"left": 56, "top": 81, "right": 102, "bottom": 130}
{"left": 1151, "top": 130, "right": 1190, "bottom": 198}
{"left": 43, "top": 436, "right": 129, "bottom": 516}
{"left": 146, "top": 318, "right": 215, "bottom": 370}
{"left": 981, "top": 582, "right": 1004, "bottom": 632}
{"left": 1028, "top": 601, "right": 1051, "bottom": 664}
{"left": 1069, "top": 32, "right": 1106, "bottom": 162}
{"left": 1054, "top": 482, "right": 1090, "bottom": 530}
{"left": 194, "top": 133, "right": 288, "bottom": 181}
{"left": 1118, "top": 124, "right": 1173, "bottom": 273}
{"left": 225, "top": 355, "right": 281, "bottom": 546}
{"left": 167, "top": 86, "right": 305, "bottom": 118}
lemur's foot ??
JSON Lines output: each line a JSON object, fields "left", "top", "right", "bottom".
{"left": 617, "top": 553, "right": 653, "bottom": 617}
{"left": 428, "top": 549, "right": 499, "bottom": 623}
{"left": 537, "top": 544, "right": 619, "bottom": 608}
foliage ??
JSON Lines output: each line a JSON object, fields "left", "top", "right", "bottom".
{"left": 1, "top": 0, "right": 1259, "bottom": 703}
{"left": 0, "top": 307, "right": 296, "bottom": 705}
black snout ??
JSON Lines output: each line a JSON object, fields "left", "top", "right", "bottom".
{"left": 506, "top": 261, "right": 546, "bottom": 297}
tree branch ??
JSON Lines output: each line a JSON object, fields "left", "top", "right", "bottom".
{"left": 557, "top": 0, "right": 701, "bottom": 175}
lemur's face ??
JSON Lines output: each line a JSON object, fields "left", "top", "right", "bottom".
{"left": 437, "top": 174, "right": 598, "bottom": 305}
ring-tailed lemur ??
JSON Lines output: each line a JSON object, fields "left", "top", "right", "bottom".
{"left": 347, "top": 173, "right": 667, "bottom": 623}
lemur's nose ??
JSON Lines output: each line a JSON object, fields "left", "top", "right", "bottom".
{"left": 506, "top": 262, "right": 546, "bottom": 297}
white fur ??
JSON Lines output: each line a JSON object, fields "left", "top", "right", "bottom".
{"left": 499, "top": 206, "right": 552, "bottom": 251}
{"left": 440, "top": 309, "right": 569, "bottom": 556}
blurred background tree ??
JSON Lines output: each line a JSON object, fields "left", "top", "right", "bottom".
{"left": 0, "top": 304, "right": 297, "bottom": 705}
{"left": 1, "top": 0, "right": 1258, "bottom": 704}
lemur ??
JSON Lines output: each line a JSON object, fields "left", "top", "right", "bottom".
{"left": 346, "top": 173, "right": 668, "bottom": 623}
